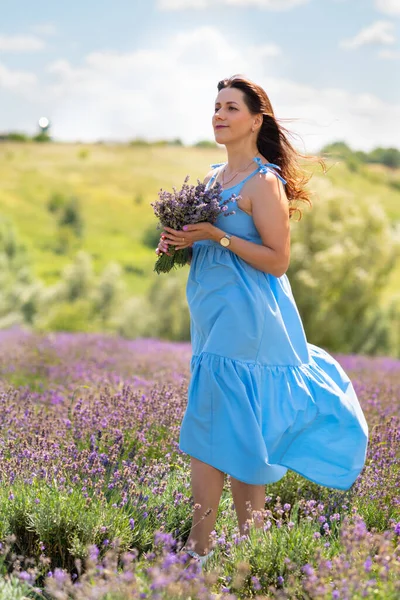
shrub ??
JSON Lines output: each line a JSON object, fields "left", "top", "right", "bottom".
{"left": 288, "top": 191, "right": 400, "bottom": 354}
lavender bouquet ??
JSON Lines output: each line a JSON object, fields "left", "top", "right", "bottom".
{"left": 151, "top": 175, "right": 239, "bottom": 274}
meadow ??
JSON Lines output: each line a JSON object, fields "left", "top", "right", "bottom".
{"left": 1, "top": 141, "right": 399, "bottom": 304}
{"left": 1, "top": 141, "right": 399, "bottom": 597}
{"left": 0, "top": 327, "right": 399, "bottom": 599}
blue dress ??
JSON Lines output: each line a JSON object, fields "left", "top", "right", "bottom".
{"left": 179, "top": 157, "right": 369, "bottom": 490}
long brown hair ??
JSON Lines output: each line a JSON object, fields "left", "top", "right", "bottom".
{"left": 217, "top": 74, "right": 327, "bottom": 220}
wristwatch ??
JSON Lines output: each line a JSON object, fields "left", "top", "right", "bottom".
{"left": 219, "top": 232, "right": 232, "bottom": 247}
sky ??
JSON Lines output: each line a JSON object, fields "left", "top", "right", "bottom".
{"left": 0, "top": 0, "right": 399, "bottom": 153}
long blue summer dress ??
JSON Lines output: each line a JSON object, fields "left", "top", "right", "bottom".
{"left": 178, "top": 156, "right": 369, "bottom": 490}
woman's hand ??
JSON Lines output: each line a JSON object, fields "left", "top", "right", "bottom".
{"left": 162, "top": 222, "right": 216, "bottom": 249}
{"left": 155, "top": 233, "right": 172, "bottom": 257}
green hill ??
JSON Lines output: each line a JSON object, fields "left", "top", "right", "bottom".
{"left": 1, "top": 142, "right": 399, "bottom": 303}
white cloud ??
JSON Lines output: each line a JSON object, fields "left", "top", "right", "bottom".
{"left": 157, "top": 0, "right": 310, "bottom": 11}
{"left": 340, "top": 20, "right": 396, "bottom": 49}
{"left": 0, "top": 34, "right": 46, "bottom": 52}
{"left": 265, "top": 80, "right": 400, "bottom": 153}
{"left": 40, "top": 25, "right": 284, "bottom": 143}
{"left": 374, "top": 0, "right": 400, "bottom": 16}
{"left": 329, "top": 0, "right": 400, "bottom": 12}
{"left": 9, "top": 24, "right": 398, "bottom": 152}
{"left": 0, "top": 62, "right": 37, "bottom": 90}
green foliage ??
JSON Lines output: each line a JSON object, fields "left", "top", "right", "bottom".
{"left": 122, "top": 262, "right": 145, "bottom": 277}
{"left": 37, "top": 299, "right": 97, "bottom": 333}
{"left": 1, "top": 142, "right": 399, "bottom": 351}
{"left": 129, "top": 137, "right": 150, "bottom": 146}
{"left": 57, "top": 196, "right": 84, "bottom": 238}
{"left": 77, "top": 148, "right": 90, "bottom": 160}
{"left": 353, "top": 493, "right": 400, "bottom": 532}
{"left": 0, "top": 480, "right": 132, "bottom": 574}
{"left": 46, "top": 193, "right": 85, "bottom": 254}
{"left": 266, "top": 469, "right": 324, "bottom": 508}
{"left": 0, "top": 576, "right": 37, "bottom": 600}
{"left": 92, "top": 262, "right": 126, "bottom": 325}
{"left": 193, "top": 140, "right": 218, "bottom": 148}
{"left": 1, "top": 131, "right": 30, "bottom": 142}
{"left": 389, "top": 178, "right": 400, "bottom": 192}
{"left": 321, "top": 140, "right": 353, "bottom": 160}
{"left": 228, "top": 513, "right": 321, "bottom": 594}
{"left": 0, "top": 217, "right": 43, "bottom": 328}
{"left": 36, "top": 252, "right": 127, "bottom": 332}
{"left": 368, "top": 147, "right": 400, "bottom": 168}
{"left": 345, "top": 154, "right": 361, "bottom": 172}
{"left": 58, "top": 251, "right": 94, "bottom": 302}
{"left": 152, "top": 139, "right": 183, "bottom": 147}
{"left": 0, "top": 224, "right": 128, "bottom": 333}
{"left": 168, "top": 138, "right": 183, "bottom": 146}
{"left": 116, "top": 272, "right": 190, "bottom": 341}
{"left": 141, "top": 222, "right": 162, "bottom": 249}
{"left": 32, "top": 132, "right": 51, "bottom": 143}
{"left": 354, "top": 149, "right": 369, "bottom": 162}
{"left": 47, "top": 192, "right": 65, "bottom": 214}
{"left": 288, "top": 191, "right": 400, "bottom": 355}
{"left": 0, "top": 130, "right": 52, "bottom": 143}
{"left": 321, "top": 141, "right": 400, "bottom": 169}
{"left": 133, "top": 192, "right": 144, "bottom": 205}
{"left": 53, "top": 227, "right": 78, "bottom": 255}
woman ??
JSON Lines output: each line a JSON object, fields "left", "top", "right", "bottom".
{"left": 155, "top": 74, "right": 369, "bottom": 568}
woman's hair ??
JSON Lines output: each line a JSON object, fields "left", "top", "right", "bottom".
{"left": 217, "top": 74, "right": 327, "bottom": 220}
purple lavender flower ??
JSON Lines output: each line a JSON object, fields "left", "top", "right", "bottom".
{"left": 151, "top": 176, "right": 238, "bottom": 274}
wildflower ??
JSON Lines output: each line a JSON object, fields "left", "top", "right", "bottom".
{"left": 302, "top": 564, "right": 314, "bottom": 576}
{"left": 89, "top": 545, "right": 100, "bottom": 561}
{"left": 364, "top": 556, "right": 372, "bottom": 572}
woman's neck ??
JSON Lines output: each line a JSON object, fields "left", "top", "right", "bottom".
{"left": 225, "top": 144, "right": 261, "bottom": 172}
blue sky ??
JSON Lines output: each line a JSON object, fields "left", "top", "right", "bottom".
{"left": 1, "top": 0, "right": 399, "bottom": 152}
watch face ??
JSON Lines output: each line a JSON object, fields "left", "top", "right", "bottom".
{"left": 220, "top": 237, "right": 229, "bottom": 247}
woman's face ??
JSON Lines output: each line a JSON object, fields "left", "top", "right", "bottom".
{"left": 212, "top": 87, "right": 256, "bottom": 142}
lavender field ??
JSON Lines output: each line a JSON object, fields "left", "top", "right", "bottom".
{"left": 0, "top": 326, "right": 399, "bottom": 599}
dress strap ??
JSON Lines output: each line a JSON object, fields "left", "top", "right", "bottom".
{"left": 206, "top": 163, "right": 226, "bottom": 189}
{"left": 253, "top": 156, "right": 287, "bottom": 185}
{"left": 207, "top": 158, "right": 287, "bottom": 189}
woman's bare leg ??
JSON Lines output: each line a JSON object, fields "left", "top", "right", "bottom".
{"left": 184, "top": 456, "right": 225, "bottom": 556}
{"left": 230, "top": 476, "right": 265, "bottom": 536}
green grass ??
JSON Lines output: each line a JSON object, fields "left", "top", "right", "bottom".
{"left": 1, "top": 142, "right": 399, "bottom": 300}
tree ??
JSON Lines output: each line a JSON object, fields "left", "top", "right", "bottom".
{"left": 288, "top": 190, "right": 400, "bottom": 355}
{"left": 0, "top": 217, "right": 44, "bottom": 328}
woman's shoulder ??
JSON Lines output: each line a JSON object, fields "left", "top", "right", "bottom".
{"left": 203, "top": 169, "right": 215, "bottom": 186}
{"left": 256, "top": 154, "right": 274, "bottom": 166}
{"left": 203, "top": 162, "right": 225, "bottom": 186}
